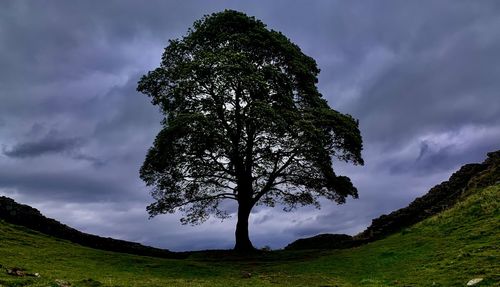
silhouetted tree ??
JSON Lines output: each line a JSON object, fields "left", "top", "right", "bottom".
{"left": 138, "top": 10, "right": 364, "bottom": 252}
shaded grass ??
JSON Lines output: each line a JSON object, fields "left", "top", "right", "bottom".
{"left": 0, "top": 185, "right": 498, "bottom": 286}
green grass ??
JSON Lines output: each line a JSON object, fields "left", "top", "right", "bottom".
{"left": 1, "top": 185, "right": 499, "bottom": 286}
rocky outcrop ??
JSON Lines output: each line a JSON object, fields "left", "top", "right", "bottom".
{"left": 356, "top": 150, "right": 499, "bottom": 242}
{"left": 286, "top": 150, "right": 500, "bottom": 250}
{"left": 285, "top": 234, "right": 358, "bottom": 250}
{"left": 0, "top": 197, "right": 183, "bottom": 258}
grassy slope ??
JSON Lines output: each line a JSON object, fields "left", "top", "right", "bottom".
{"left": 0, "top": 185, "right": 498, "bottom": 287}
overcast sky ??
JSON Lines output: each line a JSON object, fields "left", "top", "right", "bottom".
{"left": 1, "top": 1, "right": 499, "bottom": 251}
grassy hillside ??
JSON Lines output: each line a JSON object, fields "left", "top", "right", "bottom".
{"left": 287, "top": 150, "right": 500, "bottom": 250}
{"left": 1, "top": 184, "right": 498, "bottom": 287}
{"left": 0, "top": 196, "right": 177, "bottom": 259}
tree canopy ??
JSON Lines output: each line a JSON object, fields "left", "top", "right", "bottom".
{"left": 138, "top": 10, "right": 363, "bottom": 251}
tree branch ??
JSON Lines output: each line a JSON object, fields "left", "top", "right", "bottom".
{"left": 170, "top": 193, "right": 237, "bottom": 209}
{"left": 252, "top": 149, "right": 299, "bottom": 205}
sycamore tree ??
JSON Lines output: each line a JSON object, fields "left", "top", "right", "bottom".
{"left": 138, "top": 10, "right": 364, "bottom": 251}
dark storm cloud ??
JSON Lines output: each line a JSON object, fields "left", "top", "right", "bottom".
{"left": 3, "top": 133, "right": 82, "bottom": 158}
{"left": 291, "top": 1, "right": 500, "bottom": 148}
{"left": 0, "top": 168, "right": 128, "bottom": 202}
{"left": 0, "top": 1, "right": 499, "bottom": 250}
{"left": 0, "top": 1, "right": 201, "bottom": 82}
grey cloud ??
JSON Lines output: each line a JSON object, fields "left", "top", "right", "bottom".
{"left": 72, "top": 153, "right": 107, "bottom": 168}
{"left": 0, "top": 168, "right": 140, "bottom": 203}
{"left": 0, "top": 1, "right": 199, "bottom": 83}
{"left": 344, "top": 11, "right": 500, "bottom": 145}
{"left": 383, "top": 127, "right": 500, "bottom": 175}
{"left": 90, "top": 74, "right": 163, "bottom": 138}
{"left": 3, "top": 132, "right": 83, "bottom": 158}
{"left": 2, "top": 127, "right": 106, "bottom": 166}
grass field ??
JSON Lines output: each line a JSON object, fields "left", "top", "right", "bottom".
{"left": 0, "top": 185, "right": 498, "bottom": 287}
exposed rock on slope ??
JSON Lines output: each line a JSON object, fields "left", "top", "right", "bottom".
{"left": 285, "top": 233, "right": 356, "bottom": 250}
{"left": 285, "top": 150, "right": 500, "bottom": 250}
{"left": 0, "top": 197, "right": 181, "bottom": 258}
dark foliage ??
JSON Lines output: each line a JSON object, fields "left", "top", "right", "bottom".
{"left": 285, "top": 149, "right": 500, "bottom": 250}
{"left": 137, "top": 10, "right": 363, "bottom": 251}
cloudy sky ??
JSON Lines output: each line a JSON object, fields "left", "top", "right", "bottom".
{"left": 1, "top": 1, "right": 499, "bottom": 251}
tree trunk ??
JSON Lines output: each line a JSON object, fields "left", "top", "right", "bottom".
{"left": 234, "top": 203, "right": 254, "bottom": 252}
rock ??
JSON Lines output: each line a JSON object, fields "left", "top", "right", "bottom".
{"left": 466, "top": 278, "right": 483, "bottom": 286}
{"left": 6, "top": 267, "right": 26, "bottom": 276}
{"left": 4, "top": 266, "right": 40, "bottom": 277}
{"left": 55, "top": 279, "right": 71, "bottom": 287}
{"left": 285, "top": 233, "right": 356, "bottom": 250}
{"left": 77, "top": 278, "right": 102, "bottom": 286}
{"left": 241, "top": 271, "right": 252, "bottom": 278}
